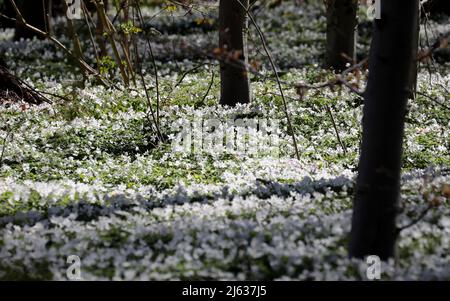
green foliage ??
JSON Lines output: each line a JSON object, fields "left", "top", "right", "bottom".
{"left": 99, "top": 56, "right": 117, "bottom": 76}
{"left": 119, "top": 22, "right": 142, "bottom": 35}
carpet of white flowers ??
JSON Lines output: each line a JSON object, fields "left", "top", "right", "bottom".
{"left": 0, "top": 2, "right": 449, "bottom": 280}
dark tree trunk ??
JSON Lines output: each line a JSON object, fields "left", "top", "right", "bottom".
{"left": 14, "top": 0, "right": 51, "bottom": 40}
{"left": 219, "top": 0, "right": 251, "bottom": 106}
{"left": 349, "top": 0, "right": 420, "bottom": 260}
{"left": 408, "top": 6, "right": 420, "bottom": 99}
{"left": 325, "top": 0, "right": 358, "bottom": 71}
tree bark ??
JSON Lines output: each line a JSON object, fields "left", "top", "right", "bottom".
{"left": 408, "top": 5, "right": 420, "bottom": 99}
{"left": 349, "top": 0, "right": 420, "bottom": 260}
{"left": 325, "top": 0, "right": 358, "bottom": 71}
{"left": 219, "top": 0, "right": 251, "bottom": 106}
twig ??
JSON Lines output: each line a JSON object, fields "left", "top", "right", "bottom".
{"left": 236, "top": 0, "right": 300, "bottom": 160}
{"left": 132, "top": 32, "right": 164, "bottom": 142}
{"left": 94, "top": 0, "right": 130, "bottom": 86}
{"left": 161, "top": 62, "right": 210, "bottom": 105}
{"left": 0, "top": 64, "right": 51, "bottom": 104}
{"left": 111, "top": 0, "right": 129, "bottom": 24}
{"left": 415, "top": 90, "right": 450, "bottom": 111}
{"left": 13, "top": 76, "right": 54, "bottom": 103}
{"left": 135, "top": 0, "right": 161, "bottom": 124}
{"left": 396, "top": 205, "right": 432, "bottom": 234}
{"left": 200, "top": 70, "right": 215, "bottom": 104}
{"left": 325, "top": 104, "right": 347, "bottom": 156}
{"left": 3, "top": 1, "right": 107, "bottom": 85}
{"left": 0, "top": 128, "right": 12, "bottom": 169}
{"left": 173, "top": 63, "right": 207, "bottom": 90}
{"left": 296, "top": 58, "right": 368, "bottom": 97}
{"left": 62, "top": 1, "right": 86, "bottom": 78}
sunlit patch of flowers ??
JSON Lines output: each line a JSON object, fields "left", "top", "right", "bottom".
{"left": 0, "top": 70, "right": 448, "bottom": 279}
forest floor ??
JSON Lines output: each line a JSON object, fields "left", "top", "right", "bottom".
{"left": 0, "top": 2, "right": 449, "bottom": 280}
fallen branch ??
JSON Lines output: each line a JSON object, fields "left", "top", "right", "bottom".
{"left": 0, "top": 64, "right": 51, "bottom": 104}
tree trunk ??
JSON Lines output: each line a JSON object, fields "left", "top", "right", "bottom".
{"left": 349, "top": 0, "right": 420, "bottom": 260}
{"left": 325, "top": 0, "right": 358, "bottom": 71}
{"left": 219, "top": 0, "right": 251, "bottom": 106}
{"left": 408, "top": 5, "right": 420, "bottom": 99}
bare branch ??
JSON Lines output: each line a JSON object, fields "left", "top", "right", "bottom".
{"left": 235, "top": 0, "right": 300, "bottom": 160}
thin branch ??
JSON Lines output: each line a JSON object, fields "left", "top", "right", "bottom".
{"left": 81, "top": 0, "right": 101, "bottom": 68}
{"left": 296, "top": 58, "right": 368, "bottom": 97}
{"left": 325, "top": 104, "right": 347, "bottom": 156}
{"left": 415, "top": 90, "right": 450, "bottom": 111}
{"left": 62, "top": 1, "right": 86, "bottom": 77}
{"left": 396, "top": 205, "right": 432, "bottom": 234}
{"left": 200, "top": 70, "right": 215, "bottom": 104}
{"left": 236, "top": 0, "right": 300, "bottom": 160}
{"left": 132, "top": 32, "right": 164, "bottom": 142}
{"left": 4, "top": 1, "right": 107, "bottom": 85}
{"left": 135, "top": 0, "right": 161, "bottom": 123}
{"left": 94, "top": 0, "right": 130, "bottom": 86}
{"left": 173, "top": 63, "right": 207, "bottom": 90}
{"left": 0, "top": 128, "right": 12, "bottom": 169}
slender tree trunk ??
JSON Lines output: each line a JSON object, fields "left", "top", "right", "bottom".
{"left": 219, "top": 0, "right": 251, "bottom": 106}
{"left": 325, "top": 0, "right": 358, "bottom": 71}
{"left": 46, "top": 0, "right": 53, "bottom": 36}
{"left": 349, "top": 0, "right": 420, "bottom": 260}
{"left": 408, "top": 6, "right": 420, "bottom": 99}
